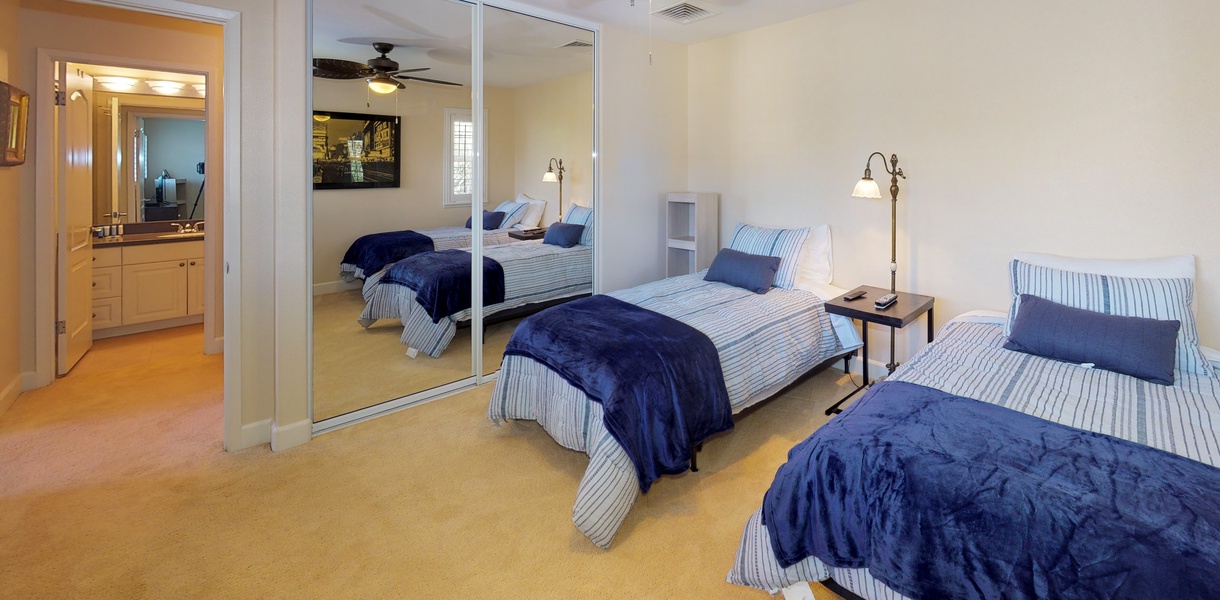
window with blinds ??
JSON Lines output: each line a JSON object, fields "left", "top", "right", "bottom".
{"left": 443, "top": 108, "right": 486, "bottom": 206}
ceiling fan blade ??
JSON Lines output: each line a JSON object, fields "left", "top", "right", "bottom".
{"left": 313, "top": 58, "right": 373, "bottom": 79}
{"left": 388, "top": 67, "right": 431, "bottom": 75}
{"left": 394, "top": 74, "right": 463, "bottom": 87}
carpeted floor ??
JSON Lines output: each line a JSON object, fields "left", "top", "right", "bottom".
{"left": 312, "top": 290, "right": 518, "bottom": 421}
{"left": 1, "top": 325, "right": 852, "bottom": 599}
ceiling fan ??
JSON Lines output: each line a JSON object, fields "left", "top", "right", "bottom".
{"left": 312, "top": 42, "right": 462, "bottom": 94}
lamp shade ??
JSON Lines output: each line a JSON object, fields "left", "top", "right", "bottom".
{"left": 852, "top": 176, "right": 882, "bottom": 199}
{"left": 542, "top": 169, "right": 558, "bottom": 183}
{"left": 367, "top": 74, "right": 399, "bottom": 94}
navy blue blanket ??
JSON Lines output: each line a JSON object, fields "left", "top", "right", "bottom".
{"left": 504, "top": 295, "right": 733, "bottom": 493}
{"left": 382, "top": 249, "right": 505, "bottom": 323}
{"left": 763, "top": 380, "right": 1220, "bottom": 599}
{"left": 342, "top": 230, "right": 435, "bottom": 277}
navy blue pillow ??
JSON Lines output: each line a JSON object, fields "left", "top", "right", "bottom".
{"left": 465, "top": 210, "right": 506, "bottom": 230}
{"left": 704, "top": 248, "right": 780, "bottom": 294}
{"left": 542, "top": 223, "right": 584, "bottom": 248}
{"left": 1003, "top": 293, "right": 1181, "bottom": 385}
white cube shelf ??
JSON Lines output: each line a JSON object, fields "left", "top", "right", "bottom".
{"left": 665, "top": 192, "right": 718, "bottom": 277}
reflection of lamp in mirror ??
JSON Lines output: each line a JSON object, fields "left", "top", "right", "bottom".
{"left": 367, "top": 73, "right": 401, "bottom": 95}
{"left": 95, "top": 76, "right": 137, "bottom": 92}
{"left": 312, "top": 114, "right": 331, "bottom": 123}
{"left": 543, "top": 158, "right": 565, "bottom": 220}
{"left": 148, "top": 80, "right": 186, "bottom": 95}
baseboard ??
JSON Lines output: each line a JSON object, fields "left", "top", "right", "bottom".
{"left": 93, "top": 314, "right": 204, "bottom": 340}
{"left": 270, "top": 417, "right": 312, "bottom": 451}
{"left": 21, "top": 370, "right": 41, "bottom": 392}
{"left": 239, "top": 418, "right": 272, "bottom": 449}
{"left": 840, "top": 353, "right": 890, "bottom": 379}
{"left": 313, "top": 279, "right": 361, "bottom": 296}
{"left": 0, "top": 373, "right": 21, "bottom": 416}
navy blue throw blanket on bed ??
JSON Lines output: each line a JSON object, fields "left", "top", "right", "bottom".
{"left": 382, "top": 249, "right": 505, "bottom": 323}
{"left": 762, "top": 380, "right": 1220, "bottom": 600}
{"left": 504, "top": 295, "right": 733, "bottom": 493}
{"left": 342, "top": 230, "right": 435, "bottom": 277}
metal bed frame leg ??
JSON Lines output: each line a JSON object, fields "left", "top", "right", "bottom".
{"left": 690, "top": 443, "right": 703, "bottom": 472}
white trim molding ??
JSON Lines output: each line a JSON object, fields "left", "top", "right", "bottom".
{"left": 0, "top": 374, "right": 21, "bottom": 417}
{"left": 240, "top": 417, "right": 271, "bottom": 449}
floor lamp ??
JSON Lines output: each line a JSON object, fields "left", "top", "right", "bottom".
{"left": 543, "top": 158, "right": 565, "bottom": 221}
{"left": 853, "top": 152, "right": 905, "bottom": 373}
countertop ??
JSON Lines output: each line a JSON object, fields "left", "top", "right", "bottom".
{"left": 93, "top": 232, "right": 206, "bottom": 248}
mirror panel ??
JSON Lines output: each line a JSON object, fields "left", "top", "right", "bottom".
{"left": 311, "top": 0, "right": 475, "bottom": 421}
{"left": 480, "top": 6, "right": 595, "bottom": 375}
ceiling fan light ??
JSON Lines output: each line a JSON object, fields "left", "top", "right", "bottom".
{"left": 148, "top": 80, "right": 186, "bottom": 95}
{"left": 95, "top": 76, "right": 138, "bottom": 92}
{"left": 367, "top": 74, "right": 399, "bottom": 94}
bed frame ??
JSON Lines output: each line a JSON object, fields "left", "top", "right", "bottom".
{"left": 456, "top": 292, "right": 592, "bottom": 333}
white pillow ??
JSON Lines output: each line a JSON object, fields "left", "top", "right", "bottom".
{"left": 727, "top": 223, "right": 810, "bottom": 289}
{"left": 1015, "top": 252, "right": 1197, "bottom": 316}
{"left": 516, "top": 193, "right": 546, "bottom": 228}
{"left": 492, "top": 200, "right": 529, "bottom": 229}
{"left": 794, "top": 224, "right": 833, "bottom": 288}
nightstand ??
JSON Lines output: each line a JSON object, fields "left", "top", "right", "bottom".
{"left": 823, "top": 285, "right": 935, "bottom": 415}
{"left": 508, "top": 228, "right": 547, "bottom": 241}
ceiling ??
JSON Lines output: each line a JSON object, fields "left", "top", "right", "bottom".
{"left": 312, "top": 0, "right": 859, "bottom": 90}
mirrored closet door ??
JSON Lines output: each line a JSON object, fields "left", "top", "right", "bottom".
{"left": 478, "top": 6, "right": 595, "bottom": 375}
{"left": 310, "top": 0, "right": 476, "bottom": 421}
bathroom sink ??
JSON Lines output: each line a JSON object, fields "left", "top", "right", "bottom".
{"left": 157, "top": 231, "right": 205, "bottom": 239}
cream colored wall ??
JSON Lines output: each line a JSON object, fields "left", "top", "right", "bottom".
{"left": 513, "top": 70, "right": 594, "bottom": 224}
{"left": 14, "top": 0, "right": 288, "bottom": 448}
{"left": 598, "top": 25, "right": 688, "bottom": 293}
{"left": 688, "top": 0, "right": 1220, "bottom": 361}
{"left": 0, "top": 0, "right": 22, "bottom": 413}
{"left": 310, "top": 79, "right": 517, "bottom": 290}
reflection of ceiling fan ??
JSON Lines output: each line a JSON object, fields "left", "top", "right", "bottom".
{"left": 312, "top": 42, "right": 462, "bottom": 94}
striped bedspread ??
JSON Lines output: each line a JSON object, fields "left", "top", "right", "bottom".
{"left": 728, "top": 320, "right": 1220, "bottom": 598}
{"left": 488, "top": 273, "right": 848, "bottom": 548}
{"left": 361, "top": 241, "right": 592, "bottom": 357}
{"left": 339, "top": 226, "right": 516, "bottom": 286}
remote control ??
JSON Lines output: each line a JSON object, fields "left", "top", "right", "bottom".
{"left": 842, "top": 290, "right": 866, "bottom": 301}
{"left": 874, "top": 293, "right": 898, "bottom": 309}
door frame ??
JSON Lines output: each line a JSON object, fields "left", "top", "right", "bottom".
{"left": 31, "top": 0, "right": 244, "bottom": 449}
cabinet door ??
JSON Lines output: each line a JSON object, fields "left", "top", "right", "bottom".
{"left": 187, "top": 259, "right": 205, "bottom": 316}
{"left": 122, "top": 260, "right": 188, "bottom": 325}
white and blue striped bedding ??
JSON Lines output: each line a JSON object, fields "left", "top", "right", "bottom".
{"left": 728, "top": 320, "right": 1220, "bottom": 598}
{"left": 361, "top": 241, "right": 592, "bottom": 357}
{"left": 339, "top": 226, "right": 517, "bottom": 287}
{"left": 488, "top": 273, "right": 850, "bottom": 549}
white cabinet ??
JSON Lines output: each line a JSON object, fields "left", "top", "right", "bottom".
{"left": 665, "top": 192, "right": 719, "bottom": 277}
{"left": 94, "top": 240, "right": 204, "bottom": 336}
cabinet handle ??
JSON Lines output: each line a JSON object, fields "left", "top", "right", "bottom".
{"left": 179, "top": 263, "right": 185, "bottom": 267}
{"left": 92, "top": 313, "right": 96, "bottom": 318}
{"left": 92, "top": 282, "right": 96, "bottom": 287}
{"left": 189, "top": 261, "right": 196, "bottom": 266}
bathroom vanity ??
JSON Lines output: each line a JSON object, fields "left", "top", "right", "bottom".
{"left": 92, "top": 234, "right": 205, "bottom": 339}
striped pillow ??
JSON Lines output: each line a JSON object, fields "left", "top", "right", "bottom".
{"left": 563, "top": 204, "right": 594, "bottom": 246}
{"left": 492, "top": 200, "right": 530, "bottom": 229}
{"left": 727, "top": 223, "right": 810, "bottom": 289}
{"left": 1007, "top": 260, "right": 1214, "bottom": 377}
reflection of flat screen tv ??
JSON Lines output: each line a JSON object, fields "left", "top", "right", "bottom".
{"left": 312, "top": 111, "right": 401, "bottom": 190}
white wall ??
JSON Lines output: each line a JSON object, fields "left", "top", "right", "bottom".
{"left": 688, "top": 0, "right": 1220, "bottom": 361}
{"left": 0, "top": 0, "right": 22, "bottom": 414}
{"left": 310, "top": 79, "right": 517, "bottom": 290}
{"left": 513, "top": 70, "right": 594, "bottom": 224}
{"left": 598, "top": 25, "right": 688, "bottom": 293}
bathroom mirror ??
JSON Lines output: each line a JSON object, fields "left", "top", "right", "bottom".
{"left": 310, "top": 0, "right": 476, "bottom": 422}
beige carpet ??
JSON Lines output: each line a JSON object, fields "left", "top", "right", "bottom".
{"left": 312, "top": 290, "right": 517, "bottom": 421}
{"left": 1, "top": 325, "right": 853, "bottom": 599}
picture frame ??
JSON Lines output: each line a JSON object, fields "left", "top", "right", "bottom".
{"left": 312, "top": 110, "right": 401, "bottom": 190}
{"left": 0, "top": 81, "right": 30, "bottom": 167}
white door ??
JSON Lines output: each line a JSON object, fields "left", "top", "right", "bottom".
{"left": 57, "top": 64, "right": 94, "bottom": 375}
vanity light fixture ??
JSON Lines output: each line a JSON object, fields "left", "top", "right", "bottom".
{"left": 192, "top": 83, "right": 206, "bottom": 97}
{"left": 148, "top": 80, "right": 186, "bottom": 95}
{"left": 367, "top": 73, "right": 401, "bottom": 95}
{"left": 543, "top": 158, "right": 566, "bottom": 220}
{"left": 95, "top": 76, "right": 138, "bottom": 92}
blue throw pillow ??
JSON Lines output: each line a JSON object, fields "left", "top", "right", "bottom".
{"left": 465, "top": 210, "right": 506, "bottom": 230}
{"left": 1003, "top": 293, "right": 1180, "bottom": 385}
{"left": 704, "top": 248, "right": 780, "bottom": 294}
{"left": 542, "top": 223, "right": 585, "bottom": 248}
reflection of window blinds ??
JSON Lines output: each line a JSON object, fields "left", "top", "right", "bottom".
{"left": 452, "top": 120, "right": 473, "bottom": 195}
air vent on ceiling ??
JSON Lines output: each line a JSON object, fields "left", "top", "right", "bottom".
{"left": 556, "top": 40, "right": 594, "bottom": 49}
{"left": 650, "top": 2, "right": 718, "bottom": 25}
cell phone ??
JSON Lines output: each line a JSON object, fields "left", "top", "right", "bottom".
{"left": 842, "top": 290, "right": 866, "bottom": 301}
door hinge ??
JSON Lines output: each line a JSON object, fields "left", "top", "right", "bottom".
{"left": 54, "top": 91, "right": 66, "bottom": 106}
{"left": 56, "top": 320, "right": 66, "bottom": 334}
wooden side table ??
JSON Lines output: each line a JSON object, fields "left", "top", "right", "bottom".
{"left": 823, "top": 285, "right": 935, "bottom": 415}
{"left": 508, "top": 228, "right": 547, "bottom": 241}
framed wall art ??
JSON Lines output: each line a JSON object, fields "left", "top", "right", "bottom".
{"left": 0, "top": 81, "right": 30, "bottom": 167}
{"left": 312, "top": 111, "right": 400, "bottom": 189}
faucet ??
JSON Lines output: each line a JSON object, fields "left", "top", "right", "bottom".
{"left": 194, "top": 221, "right": 205, "bottom": 232}
{"left": 169, "top": 222, "right": 203, "bottom": 234}
{"left": 170, "top": 222, "right": 186, "bottom": 233}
